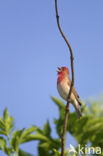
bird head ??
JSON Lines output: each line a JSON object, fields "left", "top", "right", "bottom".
{"left": 57, "top": 67, "right": 69, "bottom": 77}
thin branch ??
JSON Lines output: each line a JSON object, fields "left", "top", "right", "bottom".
{"left": 55, "top": 0, "right": 75, "bottom": 156}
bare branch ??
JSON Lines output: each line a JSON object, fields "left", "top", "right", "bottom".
{"left": 55, "top": 0, "right": 75, "bottom": 156}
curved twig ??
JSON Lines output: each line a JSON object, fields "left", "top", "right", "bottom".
{"left": 55, "top": 0, "right": 75, "bottom": 156}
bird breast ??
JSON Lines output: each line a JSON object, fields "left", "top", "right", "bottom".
{"left": 57, "top": 78, "right": 70, "bottom": 101}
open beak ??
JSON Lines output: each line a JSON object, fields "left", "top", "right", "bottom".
{"left": 57, "top": 67, "right": 62, "bottom": 73}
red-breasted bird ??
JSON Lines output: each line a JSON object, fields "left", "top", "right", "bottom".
{"left": 57, "top": 66, "right": 82, "bottom": 118}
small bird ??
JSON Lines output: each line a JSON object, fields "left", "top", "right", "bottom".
{"left": 57, "top": 66, "right": 82, "bottom": 118}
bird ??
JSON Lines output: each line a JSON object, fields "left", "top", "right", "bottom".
{"left": 57, "top": 66, "right": 82, "bottom": 118}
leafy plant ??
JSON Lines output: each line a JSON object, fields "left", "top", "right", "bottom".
{"left": 0, "top": 108, "right": 60, "bottom": 156}
{"left": 0, "top": 95, "right": 103, "bottom": 156}
{"left": 51, "top": 96, "right": 103, "bottom": 156}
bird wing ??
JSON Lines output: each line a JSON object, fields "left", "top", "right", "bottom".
{"left": 67, "top": 77, "right": 81, "bottom": 105}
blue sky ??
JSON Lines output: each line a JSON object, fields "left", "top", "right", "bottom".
{"left": 0, "top": 0, "right": 103, "bottom": 155}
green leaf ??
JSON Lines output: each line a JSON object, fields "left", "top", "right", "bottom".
{"left": 0, "top": 108, "right": 14, "bottom": 136}
{"left": 11, "top": 129, "right": 25, "bottom": 151}
{"left": 21, "top": 133, "right": 49, "bottom": 143}
{"left": 0, "top": 118, "right": 5, "bottom": 130}
{"left": 5, "top": 116, "right": 14, "bottom": 135}
{"left": 43, "top": 121, "right": 51, "bottom": 137}
{"left": 4, "top": 146, "right": 12, "bottom": 155}
{"left": 51, "top": 96, "right": 65, "bottom": 109}
{"left": 0, "top": 130, "right": 7, "bottom": 136}
{"left": 20, "top": 126, "right": 37, "bottom": 139}
{"left": 53, "top": 149, "right": 60, "bottom": 156}
{"left": 3, "top": 108, "right": 9, "bottom": 121}
{"left": 39, "top": 142, "right": 50, "bottom": 149}
{"left": 19, "top": 149, "right": 34, "bottom": 156}
{"left": 0, "top": 136, "right": 6, "bottom": 150}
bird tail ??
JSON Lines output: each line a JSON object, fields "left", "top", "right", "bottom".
{"left": 76, "top": 106, "right": 82, "bottom": 119}
{"left": 74, "top": 100, "right": 82, "bottom": 119}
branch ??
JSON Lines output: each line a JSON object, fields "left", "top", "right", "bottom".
{"left": 55, "top": 0, "right": 75, "bottom": 156}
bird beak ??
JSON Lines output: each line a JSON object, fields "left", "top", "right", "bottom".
{"left": 57, "top": 67, "right": 62, "bottom": 73}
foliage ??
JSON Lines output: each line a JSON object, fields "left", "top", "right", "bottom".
{"left": 0, "top": 96, "right": 103, "bottom": 156}
{"left": 51, "top": 96, "right": 103, "bottom": 156}
{"left": 0, "top": 109, "right": 60, "bottom": 156}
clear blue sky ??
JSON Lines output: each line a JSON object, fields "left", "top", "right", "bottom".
{"left": 0, "top": 0, "right": 103, "bottom": 155}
